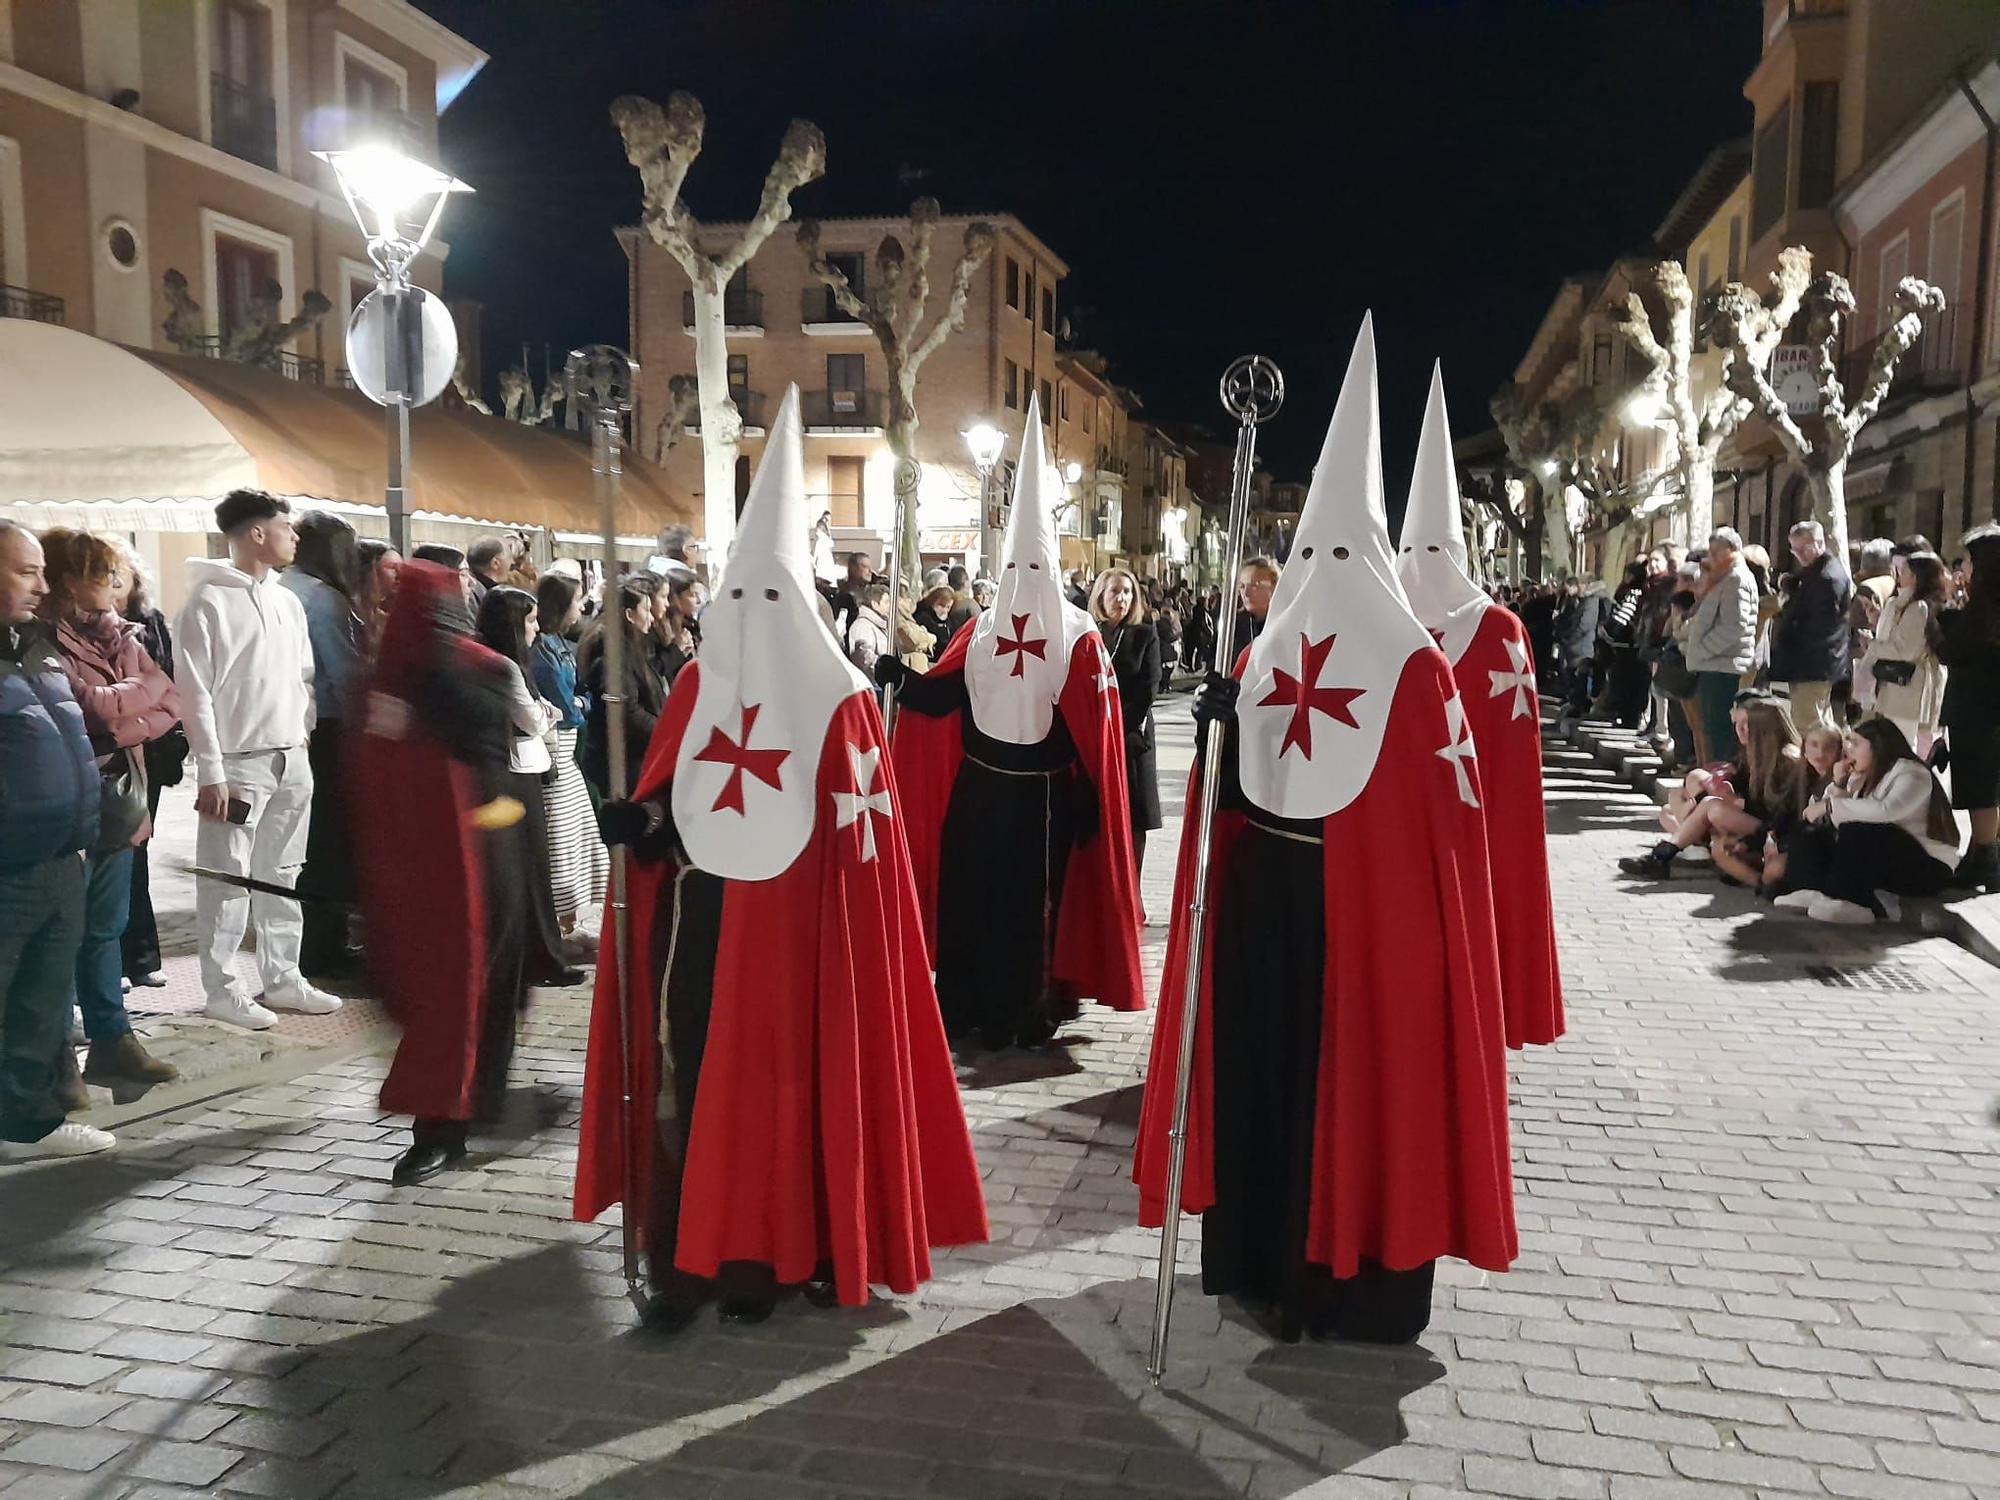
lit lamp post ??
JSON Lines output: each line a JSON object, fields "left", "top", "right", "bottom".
{"left": 315, "top": 143, "right": 471, "bottom": 556}
{"left": 965, "top": 422, "right": 1006, "bottom": 575}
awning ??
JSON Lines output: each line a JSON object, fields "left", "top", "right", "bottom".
{"left": 0, "top": 319, "right": 258, "bottom": 503}
{"left": 0, "top": 322, "right": 694, "bottom": 540}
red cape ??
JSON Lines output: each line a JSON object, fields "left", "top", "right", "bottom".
{"left": 1459, "top": 606, "right": 1563, "bottom": 1047}
{"left": 1133, "top": 649, "right": 1517, "bottom": 1277}
{"left": 573, "top": 664, "right": 987, "bottom": 1306}
{"left": 891, "top": 624, "right": 1145, "bottom": 1013}
{"left": 350, "top": 573, "right": 503, "bottom": 1122}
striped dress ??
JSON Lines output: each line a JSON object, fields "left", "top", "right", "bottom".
{"left": 533, "top": 634, "right": 608, "bottom": 928}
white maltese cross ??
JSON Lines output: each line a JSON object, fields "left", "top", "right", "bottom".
{"left": 1489, "top": 635, "right": 1536, "bottom": 720}
{"left": 1437, "top": 693, "right": 1480, "bottom": 809}
{"left": 831, "top": 742, "right": 893, "bottom": 863}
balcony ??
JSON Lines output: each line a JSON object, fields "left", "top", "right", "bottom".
{"left": 182, "top": 334, "right": 324, "bottom": 386}
{"left": 0, "top": 284, "right": 65, "bottom": 325}
{"left": 681, "top": 288, "right": 765, "bottom": 335}
{"left": 801, "top": 388, "right": 886, "bottom": 433}
{"left": 1837, "top": 306, "right": 1960, "bottom": 405}
{"left": 211, "top": 73, "right": 278, "bottom": 170}
{"left": 684, "top": 388, "right": 768, "bottom": 435}
{"left": 801, "top": 286, "right": 867, "bottom": 333}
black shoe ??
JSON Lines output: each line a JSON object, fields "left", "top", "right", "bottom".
{"left": 803, "top": 1278, "right": 840, "bottom": 1310}
{"left": 1949, "top": 844, "right": 2000, "bottom": 892}
{"left": 718, "top": 1296, "right": 776, "bottom": 1325}
{"left": 532, "top": 966, "right": 589, "bottom": 989}
{"left": 391, "top": 1138, "right": 466, "bottom": 1186}
{"left": 1618, "top": 843, "right": 1678, "bottom": 878}
{"left": 641, "top": 1294, "right": 701, "bottom": 1333}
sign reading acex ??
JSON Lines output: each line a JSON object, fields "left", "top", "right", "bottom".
{"left": 1771, "top": 344, "right": 1821, "bottom": 417}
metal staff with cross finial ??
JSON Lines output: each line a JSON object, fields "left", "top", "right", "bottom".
{"left": 1148, "top": 354, "right": 1284, "bottom": 1384}
{"left": 565, "top": 343, "right": 650, "bottom": 1319}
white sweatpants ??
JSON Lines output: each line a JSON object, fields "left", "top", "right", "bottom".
{"left": 195, "top": 746, "right": 313, "bottom": 1004}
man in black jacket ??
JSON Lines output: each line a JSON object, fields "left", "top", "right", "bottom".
{"left": 1769, "top": 520, "right": 1853, "bottom": 731}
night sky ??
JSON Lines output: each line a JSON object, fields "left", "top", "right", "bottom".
{"left": 416, "top": 0, "right": 1759, "bottom": 487}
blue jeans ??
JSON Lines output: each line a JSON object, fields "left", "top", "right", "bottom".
{"left": 73, "top": 847, "right": 135, "bottom": 1043}
{"left": 0, "top": 853, "right": 85, "bottom": 1142}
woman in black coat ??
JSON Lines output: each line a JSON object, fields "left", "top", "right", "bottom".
{"left": 1935, "top": 523, "right": 2000, "bottom": 890}
{"left": 1089, "top": 568, "right": 1163, "bottom": 885}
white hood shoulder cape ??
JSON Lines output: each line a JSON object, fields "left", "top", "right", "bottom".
{"left": 1395, "top": 362, "right": 1493, "bottom": 667}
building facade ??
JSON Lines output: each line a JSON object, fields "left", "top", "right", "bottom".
{"left": 0, "top": 0, "right": 478, "bottom": 368}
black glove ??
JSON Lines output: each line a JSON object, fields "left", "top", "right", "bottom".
{"left": 1069, "top": 767, "right": 1101, "bottom": 846}
{"left": 596, "top": 797, "right": 653, "bottom": 848}
{"left": 874, "top": 654, "right": 908, "bottom": 690}
{"left": 1192, "top": 672, "right": 1240, "bottom": 732}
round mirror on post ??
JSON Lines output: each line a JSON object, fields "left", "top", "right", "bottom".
{"left": 345, "top": 286, "right": 458, "bottom": 408}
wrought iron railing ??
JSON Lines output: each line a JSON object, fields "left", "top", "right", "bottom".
{"left": 801, "top": 286, "right": 864, "bottom": 324}
{"left": 681, "top": 289, "right": 765, "bottom": 328}
{"left": 182, "top": 334, "right": 325, "bottom": 386}
{"left": 211, "top": 73, "right": 278, "bottom": 169}
{"left": 801, "top": 388, "right": 886, "bottom": 429}
{"left": 0, "top": 284, "right": 65, "bottom": 325}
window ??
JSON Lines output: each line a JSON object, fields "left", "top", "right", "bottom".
{"left": 1727, "top": 215, "right": 1743, "bottom": 283}
{"left": 1040, "top": 379, "right": 1053, "bottom": 422}
{"left": 336, "top": 34, "right": 409, "bottom": 140}
{"left": 212, "top": 0, "right": 276, "bottom": 168}
{"left": 726, "top": 353, "right": 749, "bottom": 399}
{"left": 1005, "top": 257, "right": 1019, "bottom": 310}
{"left": 1696, "top": 252, "right": 1710, "bottom": 292}
{"left": 215, "top": 234, "right": 278, "bottom": 344}
{"left": 1082, "top": 400, "right": 1092, "bottom": 434}
{"left": 826, "top": 251, "right": 863, "bottom": 297}
{"left": 1591, "top": 335, "right": 1613, "bottom": 384}
{"left": 348, "top": 275, "right": 373, "bottom": 317}
{"left": 1751, "top": 101, "right": 1790, "bottom": 243}
{"left": 1798, "top": 82, "right": 1839, "bottom": 211}
{"left": 826, "top": 353, "right": 864, "bottom": 413}
{"left": 827, "top": 455, "right": 865, "bottom": 529}
{"left": 1024, "top": 271, "right": 1035, "bottom": 320}
{"left": 1004, "top": 358, "right": 1019, "bottom": 409}
{"left": 345, "top": 56, "right": 399, "bottom": 123}
{"left": 1041, "top": 286, "right": 1054, "bottom": 335}
{"left": 1879, "top": 233, "right": 1910, "bottom": 336}
{"left": 1930, "top": 193, "right": 1965, "bottom": 308}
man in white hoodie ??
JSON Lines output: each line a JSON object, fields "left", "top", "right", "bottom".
{"left": 176, "top": 490, "right": 339, "bottom": 1029}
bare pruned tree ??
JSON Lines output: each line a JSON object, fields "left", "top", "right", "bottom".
{"left": 797, "top": 201, "right": 995, "bottom": 589}
{"left": 614, "top": 91, "right": 825, "bottom": 557}
{"left": 1491, "top": 382, "right": 1673, "bottom": 581}
{"left": 160, "top": 269, "right": 330, "bottom": 370}
{"left": 1708, "top": 252, "right": 1944, "bottom": 558}
{"left": 654, "top": 373, "right": 699, "bottom": 461}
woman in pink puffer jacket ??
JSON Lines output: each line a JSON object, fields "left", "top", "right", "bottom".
{"left": 40, "top": 530, "right": 182, "bottom": 1094}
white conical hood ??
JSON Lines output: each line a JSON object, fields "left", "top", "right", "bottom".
{"left": 963, "top": 394, "right": 1092, "bottom": 744}
{"left": 673, "top": 384, "right": 867, "bottom": 880}
{"left": 1238, "top": 314, "right": 1436, "bottom": 820}
{"left": 1397, "top": 362, "right": 1492, "bottom": 666}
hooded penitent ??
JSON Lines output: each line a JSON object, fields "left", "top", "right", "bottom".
{"left": 671, "top": 385, "right": 868, "bottom": 882}
{"left": 962, "top": 397, "right": 1096, "bottom": 745}
{"left": 574, "top": 385, "right": 987, "bottom": 1306}
{"left": 1397, "top": 364, "right": 1563, "bottom": 1048}
{"left": 1135, "top": 315, "right": 1518, "bottom": 1297}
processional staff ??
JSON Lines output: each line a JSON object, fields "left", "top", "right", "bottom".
{"left": 566, "top": 343, "right": 650, "bottom": 1317}
{"left": 1147, "top": 354, "right": 1284, "bottom": 1384}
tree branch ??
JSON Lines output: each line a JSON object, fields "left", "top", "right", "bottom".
{"left": 715, "top": 117, "right": 827, "bottom": 281}
{"left": 796, "top": 220, "right": 892, "bottom": 340}
{"left": 612, "top": 93, "right": 707, "bottom": 274}
{"left": 907, "top": 221, "right": 995, "bottom": 379}
{"left": 1841, "top": 275, "right": 1947, "bottom": 445}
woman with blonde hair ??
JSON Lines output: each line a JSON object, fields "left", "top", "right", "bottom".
{"left": 1088, "top": 567, "right": 1162, "bottom": 882}
{"left": 1619, "top": 694, "right": 1800, "bottom": 879}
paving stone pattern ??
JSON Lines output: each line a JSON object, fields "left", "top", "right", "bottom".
{"left": 1, "top": 702, "right": 1997, "bottom": 1498}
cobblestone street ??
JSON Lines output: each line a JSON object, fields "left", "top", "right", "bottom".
{"left": 2, "top": 700, "right": 1998, "bottom": 1500}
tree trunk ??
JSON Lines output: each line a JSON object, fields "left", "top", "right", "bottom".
{"left": 1812, "top": 462, "right": 1849, "bottom": 562}
{"left": 1599, "top": 517, "right": 1643, "bottom": 588}
{"left": 1672, "top": 452, "right": 1720, "bottom": 560}
{"left": 688, "top": 280, "right": 743, "bottom": 561}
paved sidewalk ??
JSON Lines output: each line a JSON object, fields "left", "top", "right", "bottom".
{"left": 3, "top": 699, "right": 1998, "bottom": 1499}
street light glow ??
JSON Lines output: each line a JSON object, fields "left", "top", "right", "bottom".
{"left": 1063, "top": 460, "right": 1083, "bottom": 485}
{"left": 1622, "top": 389, "right": 1669, "bottom": 425}
{"left": 963, "top": 423, "right": 1005, "bottom": 471}
{"left": 314, "top": 144, "right": 471, "bottom": 250}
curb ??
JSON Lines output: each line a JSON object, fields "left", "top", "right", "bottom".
{"left": 1552, "top": 706, "right": 2000, "bottom": 973}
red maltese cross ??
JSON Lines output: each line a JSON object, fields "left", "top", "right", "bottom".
{"left": 995, "top": 613, "right": 1048, "bottom": 677}
{"left": 1258, "top": 632, "right": 1363, "bottom": 759}
{"left": 693, "top": 703, "right": 790, "bottom": 814}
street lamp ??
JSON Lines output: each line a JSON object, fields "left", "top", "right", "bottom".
{"left": 965, "top": 422, "right": 1006, "bottom": 574}
{"left": 315, "top": 142, "right": 471, "bottom": 555}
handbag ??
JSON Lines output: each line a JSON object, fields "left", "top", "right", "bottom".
{"left": 94, "top": 747, "right": 149, "bottom": 854}
{"left": 1652, "top": 642, "right": 1698, "bottom": 699}
{"left": 1871, "top": 657, "right": 1917, "bottom": 688}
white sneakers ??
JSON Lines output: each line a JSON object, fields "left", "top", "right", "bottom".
{"left": 205, "top": 992, "right": 278, "bottom": 1031}
{"left": 265, "top": 980, "right": 342, "bottom": 1015}
{"left": 0, "top": 1122, "right": 116, "bottom": 1160}
{"left": 1771, "top": 890, "right": 1820, "bottom": 911}
{"left": 205, "top": 979, "right": 341, "bottom": 1030}
{"left": 1808, "top": 898, "right": 1876, "bottom": 926}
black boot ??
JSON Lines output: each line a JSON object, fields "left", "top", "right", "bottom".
{"left": 1949, "top": 842, "right": 2000, "bottom": 892}
{"left": 392, "top": 1121, "right": 467, "bottom": 1186}
{"left": 1618, "top": 842, "right": 1679, "bottom": 878}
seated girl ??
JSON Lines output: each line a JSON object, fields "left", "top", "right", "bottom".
{"left": 1621, "top": 697, "right": 1799, "bottom": 879}
{"left": 1713, "top": 724, "right": 1841, "bottom": 891}
{"left": 1773, "top": 718, "right": 1960, "bottom": 925}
